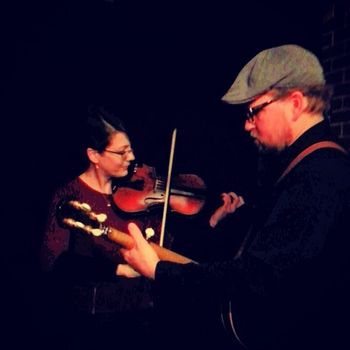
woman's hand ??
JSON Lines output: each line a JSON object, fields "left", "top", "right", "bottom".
{"left": 116, "top": 264, "right": 141, "bottom": 278}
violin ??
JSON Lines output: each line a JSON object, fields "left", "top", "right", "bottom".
{"left": 112, "top": 163, "right": 206, "bottom": 216}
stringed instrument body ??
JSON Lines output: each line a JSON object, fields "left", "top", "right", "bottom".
{"left": 113, "top": 163, "right": 207, "bottom": 216}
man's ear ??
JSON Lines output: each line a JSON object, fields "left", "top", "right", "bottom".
{"left": 289, "top": 91, "right": 305, "bottom": 121}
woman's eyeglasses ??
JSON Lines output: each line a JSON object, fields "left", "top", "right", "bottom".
{"left": 104, "top": 149, "right": 134, "bottom": 158}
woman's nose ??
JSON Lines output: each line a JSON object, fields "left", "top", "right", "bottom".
{"left": 128, "top": 151, "right": 135, "bottom": 161}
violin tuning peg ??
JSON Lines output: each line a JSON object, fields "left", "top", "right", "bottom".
{"left": 145, "top": 227, "right": 155, "bottom": 240}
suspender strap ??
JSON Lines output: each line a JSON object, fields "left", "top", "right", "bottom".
{"left": 276, "top": 141, "right": 348, "bottom": 185}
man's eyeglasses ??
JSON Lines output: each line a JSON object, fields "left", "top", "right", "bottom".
{"left": 104, "top": 149, "right": 134, "bottom": 158}
{"left": 246, "top": 98, "right": 279, "bottom": 123}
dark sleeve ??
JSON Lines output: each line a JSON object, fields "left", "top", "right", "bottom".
{"left": 154, "top": 251, "right": 275, "bottom": 302}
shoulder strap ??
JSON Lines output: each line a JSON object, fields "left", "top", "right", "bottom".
{"left": 276, "top": 141, "right": 348, "bottom": 185}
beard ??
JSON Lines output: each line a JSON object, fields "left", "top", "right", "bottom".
{"left": 254, "top": 138, "right": 285, "bottom": 155}
{"left": 253, "top": 137, "right": 270, "bottom": 154}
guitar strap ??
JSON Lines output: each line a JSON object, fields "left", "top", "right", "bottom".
{"left": 276, "top": 141, "right": 348, "bottom": 185}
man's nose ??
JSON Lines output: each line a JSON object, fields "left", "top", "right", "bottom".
{"left": 244, "top": 119, "right": 255, "bottom": 132}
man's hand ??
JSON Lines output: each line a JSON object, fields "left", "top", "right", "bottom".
{"left": 119, "top": 222, "right": 160, "bottom": 280}
{"left": 209, "top": 192, "right": 244, "bottom": 228}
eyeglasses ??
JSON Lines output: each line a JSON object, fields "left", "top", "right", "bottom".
{"left": 104, "top": 149, "right": 134, "bottom": 158}
{"left": 246, "top": 98, "right": 279, "bottom": 123}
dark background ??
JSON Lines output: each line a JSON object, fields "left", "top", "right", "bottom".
{"left": 2, "top": 0, "right": 327, "bottom": 346}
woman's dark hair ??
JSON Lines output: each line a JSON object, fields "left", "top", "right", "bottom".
{"left": 85, "top": 105, "right": 127, "bottom": 152}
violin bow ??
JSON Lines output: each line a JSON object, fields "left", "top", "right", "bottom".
{"left": 159, "top": 128, "right": 177, "bottom": 247}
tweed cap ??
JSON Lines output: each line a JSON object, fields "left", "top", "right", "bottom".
{"left": 221, "top": 44, "right": 325, "bottom": 105}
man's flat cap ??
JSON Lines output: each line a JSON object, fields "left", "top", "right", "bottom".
{"left": 222, "top": 44, "right": 325, "bottom": 104}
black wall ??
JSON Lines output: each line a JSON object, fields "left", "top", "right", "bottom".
{"left": 2, "top": 0, "right": 326, "bottom": 346}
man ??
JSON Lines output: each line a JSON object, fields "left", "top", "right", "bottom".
{"left": 118, "top": 45, "right": 350, "bottom": 349}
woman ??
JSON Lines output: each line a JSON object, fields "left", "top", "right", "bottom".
{"left": 40, "top": 106, "right": 156, "bottom": 348}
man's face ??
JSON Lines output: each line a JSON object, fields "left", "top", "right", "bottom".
{"left": 244, "top": 92, "right": 293, "bottom": 153}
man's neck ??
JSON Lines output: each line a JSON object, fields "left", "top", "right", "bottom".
{"left": 290, "top": 113, "right": 324, "bottom": 146}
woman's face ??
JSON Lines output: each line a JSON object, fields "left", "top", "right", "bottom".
{"left": 97, "top": 131, "right": 135, "bottom": 178}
